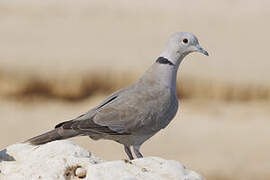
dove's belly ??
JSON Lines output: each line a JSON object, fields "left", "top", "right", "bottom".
{"left": 111, "top": 133, "right": 156, "bottom": 146}
{"left": 102, "top": 94, "right": 178, "bottom": 146}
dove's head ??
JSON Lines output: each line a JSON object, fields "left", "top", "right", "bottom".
{"left": 160, "top": 32, "right": 208, "bottom": 65}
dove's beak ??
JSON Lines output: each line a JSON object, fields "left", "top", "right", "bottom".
{"left": 196, "top": 45, "right": 209, "bottom": 56}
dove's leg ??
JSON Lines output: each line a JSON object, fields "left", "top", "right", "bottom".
{"left": 133, "top": 145, "right": 143, "bottom": 158}
{"left": 124, "top": 146, "right": 134, "bottom": 160}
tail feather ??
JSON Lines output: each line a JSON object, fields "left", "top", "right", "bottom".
{"left": 26, "top": 128, "right": 79, "bottom": 145}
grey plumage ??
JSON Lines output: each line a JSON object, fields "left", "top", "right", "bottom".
{"left": 26, "top": 32, "right": 208, "bottom": 159}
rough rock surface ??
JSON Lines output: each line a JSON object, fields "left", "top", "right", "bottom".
{"left": 0, "top": 140, "right": 204, "bottom": 180}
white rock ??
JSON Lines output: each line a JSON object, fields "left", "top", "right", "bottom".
{"left": 0, "top": 140, "right": 204, "bottom": 180}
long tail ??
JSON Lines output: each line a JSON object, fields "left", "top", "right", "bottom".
{"left": 25, "top": 127, "right": 80, "bottom": 145}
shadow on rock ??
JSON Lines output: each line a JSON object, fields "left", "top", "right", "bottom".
{"left": 0, "top": 149, "right": 15, "bottom": 162}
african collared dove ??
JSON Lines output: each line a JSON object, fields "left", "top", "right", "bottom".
{"left": 26, "top": 32, "right": 208, "bottom": 160}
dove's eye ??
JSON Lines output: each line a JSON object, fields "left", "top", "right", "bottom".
{"left": 182, "top": 38, "right": 188, "bottom": 44}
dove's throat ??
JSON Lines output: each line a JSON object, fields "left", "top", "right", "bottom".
{"left": 140, "top": 56, "right": 184, "bottom": 98}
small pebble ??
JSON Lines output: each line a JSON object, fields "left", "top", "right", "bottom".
{"left": 141, "top": 168, "right": 148, "bottom": 172}
{"left": 75, "top": 167, "right": 87, "bottom": 178}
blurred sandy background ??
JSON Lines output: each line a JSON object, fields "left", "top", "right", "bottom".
{"left": 0, "top": 0, "right": 270, "bottom": 179}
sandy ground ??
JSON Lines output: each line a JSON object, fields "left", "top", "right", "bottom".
{"left": 0, "top": 0, "right": 270, "bottom": 85}
{"left": 0, "top": 0, "right": 270, "bottom": 102}
{"left": 0, "top": 97, "right": 269, "bottom": 180}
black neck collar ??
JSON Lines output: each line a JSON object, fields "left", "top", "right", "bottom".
{"left": 155, "top": 57, "right": 174, "bottom": 66}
